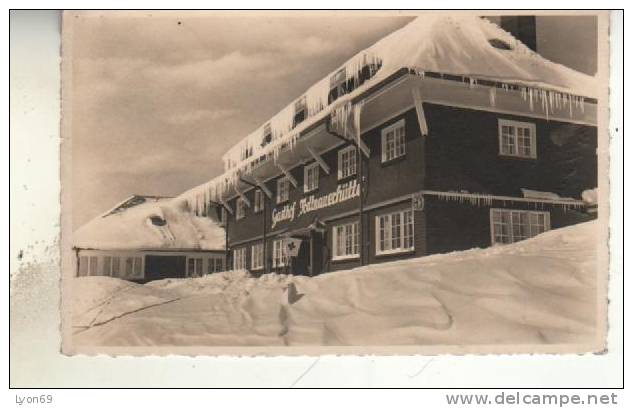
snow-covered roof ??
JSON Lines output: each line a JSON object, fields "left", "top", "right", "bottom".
{"left": 74, "top": 195, "right": 226, "bottom": 251}
{"left": 176, "top": 14, "right": 598, "bottom": 211}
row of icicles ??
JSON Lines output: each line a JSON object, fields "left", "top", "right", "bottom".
{"left": 182, "top": 66, "right": 590, "bottom": 216}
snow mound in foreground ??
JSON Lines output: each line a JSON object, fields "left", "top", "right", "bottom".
{"left": 72, "top": 221, "right": 599, "bottom": 347}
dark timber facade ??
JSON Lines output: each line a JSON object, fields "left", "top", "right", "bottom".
{"left": 216, "top": 72, "right": 598, "bottom": 276}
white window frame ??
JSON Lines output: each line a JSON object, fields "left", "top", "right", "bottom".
{"left": 254, "top": 189, "right": 264, "bottom": 213}
{"left": 276, "top": 177, "right": 290, "bottom": 204}
{"left": 123, "top": 256, "right": 143, "bottom": 279}
{"left": 233, "top": 247, "right": 247, "bottom": 270}
{"left": 272, "top": 239, "right": 288, "bottom": 268}
{"left": 251, "top": 242, "right": 264, "bottom": 271}
{"left": 100, "top": 255, "right": 122, "bottom": 277}
{"left": 236, "top": 197, "right": 247, "bottom": 220}
{"left": 208, "top": 257, "right": 224, "bottom": 273}
{"left": 187, "top": 257, "right": 204, "bottom": 278}
{"left": 337, "top": 145, "right": 357, "bottom": 180}
{"left": 489, "top": 208, "right": 550, "bottom": 245}
{"left": 294, "top": 95, "right": 307, "bottom": 126}
{"left": 207, "top": 257, "right": 219, "bottom": 274}
{"left": 498, "top": 119, "right": 537, "bottom": 159}
{"left": 330, "top": 67, "right": 347, "bottom": 97}
{"left": 88, "top": 256, "right": 99, "bottom": 276}
{"left": 304, "top": 162, "right": 320, "bottom": 193}
{"left": 332, "top": 221, "right": 360, "bottom": 261}
{"left": 375, "top": 209, "right": 415, "bottom": 256}
{"left": 78, "top": 256, "right": 89, "bottom": 277}
{"left": 381, "top": 119, "right": 406, "bottom": 163}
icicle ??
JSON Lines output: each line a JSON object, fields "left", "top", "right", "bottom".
{"left": 528, "top": 88, "right": 534, "bottom": 111}
{"left": 489, "top": 87, "right": 496, "bottom": 107}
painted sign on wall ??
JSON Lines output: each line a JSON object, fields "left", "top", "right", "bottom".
{"left": 271, "top": 180, "right": 360, "bottom": 228}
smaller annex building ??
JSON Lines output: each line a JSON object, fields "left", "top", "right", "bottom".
{"left": 73, "top": 195, "right": 227, "bottom": 282}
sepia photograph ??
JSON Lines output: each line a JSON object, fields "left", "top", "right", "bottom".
{"left": 54, "top": 11, "right": 611, "bottom": 355}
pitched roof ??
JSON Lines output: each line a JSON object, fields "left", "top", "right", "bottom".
{"left": 177, "top": 14, "right": 597, "bottom": 209}
{"left": 74, "top": 195, "right": 225, "bottom": 251}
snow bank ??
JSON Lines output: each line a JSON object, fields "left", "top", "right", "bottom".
{"left": 74, "top": 196, "right": 225, "bottom": 251}
{"left": 72, "top": 221, "right": 599, "bottom": 347}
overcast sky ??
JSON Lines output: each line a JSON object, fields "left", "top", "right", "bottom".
{"left": 69, "top": 12, "right": 597, "bottom": 229}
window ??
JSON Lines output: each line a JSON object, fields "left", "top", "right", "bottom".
{"left": 89, "top": 256, "right": 99, "bottom": 276}
{"left": 98, "top": 255, "right": 122, "bottom": 277}
{"left": 149, "top": 215, "right": 166, "bottom": 226}
{"left": 111, "top": 257, "right": 121, "bottom": 278}
{"left": 329, "top": 67, "right": 347, "bottom": 103}
{"left": 123, "top": 257, "right": 143, "bottom": 279}
{"left": 240, "top": 142, "right": 253, "bottom": 161}
{"left": 187, "top": 257, "right": 203, "bottom": 277}
{"left": 337, "top": 145, "right": 357, "bottom": 180}
{"left": 236, "top": 198, "right": 247, "bottom": 220}
{"left": 304, "top": 162, "right": 319, "bottom": 193}
{"left": 254, "top": 190, "right": 264, "bottom": 213}
{"left": 233, "top": 247, "right": 247, "bottom": 270}
{"left": 498, "top": 119, "right": 537, "bottom": 158}
{"left": 261, "top": 123, "right": 272, "bottom": 148}
{"left": 207, "top": 257, "right": 224, "bottom": 274}
{"left": 217, "top": 207, "right": 225, "bottom": 225}
{"left": 272, "top": 240, "right": 288, "bottom": 268}
{"left": 293, "top": 96, "right": 307, "bottom": 128}
{"left": 332, "top": 221, "right": 360, "bottom": 260}
{"left": 381, "top": 119, "right": 406, "bottom": 162}
{"left": 376, "top": 209, "right": 415, "bottom": 255}
{"left": 490, "top": 209, "right": 550, "bottom": 245}
{"left": 488, "top": 38, "right": 513, "bottom": 50}
{"left": 102, "top": 256, "right": 112, "bottom": 276}
{"left": 277, "top": 177, "right": 290, "bottom": 204}
{"left": 251, "top": 243, "right": 264, "bottom": 271}
{"left": 78, "top": 256, "right": 88, "bottom": 277}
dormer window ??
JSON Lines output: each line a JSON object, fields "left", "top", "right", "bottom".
{"left": 240, "top": 142, "right": 253, "bottom": 161}
{"left": 149, "top": 215, "right": 166, "bottom": 226}
{"left": 261, "top": 123, "right": 272, "bottom": 147}
{"left": 293, "top": 96, "right": 307, "bottom": 128}
{"left": 488, "top": 38, "right": 513, "bottom": 50}
{"left": 329, "top": 67, "right": 347, "bottom": 104}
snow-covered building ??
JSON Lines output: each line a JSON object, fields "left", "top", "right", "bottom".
{"left": 177, "top": 15, "right": 598, "bottom": 276}
{"left": 73, "top": 195, "right": 227, "bottom": 282}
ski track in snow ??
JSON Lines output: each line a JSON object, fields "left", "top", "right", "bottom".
{"left": 72, "top": 221, "right": 599, "bottom": 347}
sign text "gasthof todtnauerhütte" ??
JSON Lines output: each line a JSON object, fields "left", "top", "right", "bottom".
{"left": 271, "top": 180, "right": 360, "bottom": 228}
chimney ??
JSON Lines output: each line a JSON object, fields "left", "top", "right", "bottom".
{"left": 500, "top": 16, "right": 537, "bottom": 52}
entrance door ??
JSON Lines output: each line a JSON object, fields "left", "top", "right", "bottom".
{"left": 291, "top": 239, "right": 310, "bottom": 276}
{"left": 310, "top": 231, "right": 324, "bottom": 276}
{"left": 144, "top": 255, "right": 187, "bottom": 281}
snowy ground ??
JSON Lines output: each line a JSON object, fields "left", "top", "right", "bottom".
{"left": 71, "top": 221, "right": 598, "bottom": 347}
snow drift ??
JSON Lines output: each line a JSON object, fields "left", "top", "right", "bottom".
{"left": 72, "top": 220, "right": 598, "bottom": 347}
